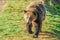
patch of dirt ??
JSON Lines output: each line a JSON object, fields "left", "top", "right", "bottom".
{"left": 0, "top": 0, "right": 7, "bottom": 13}
{"left": 3, "top": 32, "right": 59, "bottom": 40}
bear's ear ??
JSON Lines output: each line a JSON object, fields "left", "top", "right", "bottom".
{"left": 23, "top": 10, "right": 27, "bottom": 13}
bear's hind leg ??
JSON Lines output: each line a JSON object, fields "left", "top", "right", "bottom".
{"left": 33, "top": 21, "right": 42, "bottom": 38}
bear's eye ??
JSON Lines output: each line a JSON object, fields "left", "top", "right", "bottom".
{"left": 24, "top": 10, "right": 27, "bottom": 13}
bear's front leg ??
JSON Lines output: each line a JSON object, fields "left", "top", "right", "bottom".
{"left": 26, "top": 22, "right": 33, "bottom": 34}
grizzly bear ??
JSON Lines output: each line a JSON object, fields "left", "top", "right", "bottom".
{"left": 23, "top": 1, "right": 46, "bottom": 38}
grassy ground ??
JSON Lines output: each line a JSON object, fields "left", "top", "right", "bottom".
{"left": 0, "top": 0, "right": 60, "bottom": 40}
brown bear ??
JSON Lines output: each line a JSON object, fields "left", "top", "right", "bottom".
{"left": 23, "top": 1, "right": 46, "bottom": 38}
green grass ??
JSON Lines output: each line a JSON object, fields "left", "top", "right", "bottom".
{"left": 0, "top": 0, "right": 60, "bottom": 40}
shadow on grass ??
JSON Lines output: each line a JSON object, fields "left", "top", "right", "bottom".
{"left": 45, "top": 5, "right": 60, "bottom": 15}
{"left": 45, "top": 0, "right": 60, "bottom": 15}
{"left": 51, "top": 29, "right": 60, "bottom": 39}
{"left": 44, "top": 0, "right": 60, "bottom": 39}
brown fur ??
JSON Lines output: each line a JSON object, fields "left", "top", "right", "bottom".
{"left": 23, "top": 1, "right": 46, "bottom": 38}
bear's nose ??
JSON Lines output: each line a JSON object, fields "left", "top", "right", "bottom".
{"left": 26, "top": 14, "right": 30, "bottom": 18}
{"left": 26, "top": 16, "right": 29, "bottom": 18}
